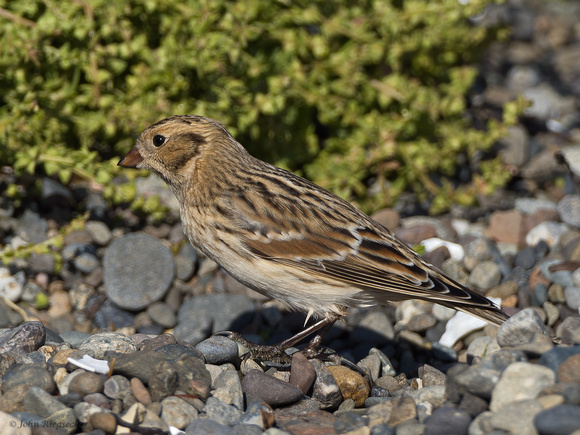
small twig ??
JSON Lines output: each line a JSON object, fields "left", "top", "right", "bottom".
{"left": 1, "top": 296, "right": 38, "bottom": 322}
{"left": 0, "top": 7, "right": 35, "bottom": 28}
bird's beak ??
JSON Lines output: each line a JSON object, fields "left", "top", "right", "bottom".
{"left": 118, "top": 147, "right": 144, "bottom": 168}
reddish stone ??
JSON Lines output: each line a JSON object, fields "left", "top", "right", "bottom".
{"left": 489, "top": 209, "right": 525, "bottom": 246}
{"left": 558, "top": 355, "right": 580, "bottom": 384}
{"left": 371, "top": 208, "right": 400, "bottom": 230}
{"left": 529, "top": 267, "right": 550, "bottom": 293}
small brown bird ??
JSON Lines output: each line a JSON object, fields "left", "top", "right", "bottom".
{"left": 119, "top": 115, "right": 508, "bottom": 359}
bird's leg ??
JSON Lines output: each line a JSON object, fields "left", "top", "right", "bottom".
{"left": 214, "top": 315, "right": 340, "bottom": 364}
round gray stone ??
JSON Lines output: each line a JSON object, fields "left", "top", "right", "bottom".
{"left": 195, "top": 335, "right": 239, "bottom": 364}
{"left": 534, "top": 404, "right": 580, "bottom": 435}
{"left": 497, "top": 308, "right": 550, "bottom": 348}
{"left": 558, "top": 195, "right": 580, "bottom": 228}
{"left": 104, "top": 233, "right": 174, "bottom": 310}
{"left": 469, "top": 261, "right": 502, "bottom": 290}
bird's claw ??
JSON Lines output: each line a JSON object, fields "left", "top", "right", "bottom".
{"left": 212, "top": 331, "right": 369, "bottom": 380}
{"left": 212, "top": 330, "right": 293, "bottom": 364}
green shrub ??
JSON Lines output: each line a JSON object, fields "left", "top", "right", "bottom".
{"left": 0, "top": 0, "right": 520, "bottom": 214}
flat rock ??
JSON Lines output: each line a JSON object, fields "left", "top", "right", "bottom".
{"left": 241, "top": 370, "right": 302, "bottom": 407}
{"left": 103, "top": 233, "right": 174, "bottom": 310}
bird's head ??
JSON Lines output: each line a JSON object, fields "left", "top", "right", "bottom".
{"left": 118, "top": 115, "right": 243, "bottom": 189}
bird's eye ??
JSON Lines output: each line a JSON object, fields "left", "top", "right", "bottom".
{"left": 153, "top": 135, "right": 166, "bottom": 147}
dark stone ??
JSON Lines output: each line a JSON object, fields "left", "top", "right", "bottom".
{"left": 289, "top": 352, "right": 316, "bottom": 395}
{"left": 423, "top": 407, "right": 471, "bottom": 435}
{"left": 195, "top": 335, "right": 239, "bottom": 364}
{"left": 534, "top": 405, "right": 580, "bottom": 435}
{"left": 241, "top": 370, "right": 302, "bottom": 407}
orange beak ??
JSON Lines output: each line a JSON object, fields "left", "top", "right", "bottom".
{"left": 118, "top": 147, "right": 144, "bottom": 168}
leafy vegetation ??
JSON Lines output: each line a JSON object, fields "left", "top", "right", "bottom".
{"left": 0, "top": 0, "right": 522, "bottom": 214}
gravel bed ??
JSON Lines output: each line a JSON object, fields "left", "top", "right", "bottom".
{"left": 1, "top": 0, "right": 580, "bottom": 434}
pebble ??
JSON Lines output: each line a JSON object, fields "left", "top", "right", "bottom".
{"left": 534, "top": 405, "right": 580, "bottom": 435}
{"left": 196, "top": 335, "right": 239, "bottom": 364}
{"left": 558, "top": 354, "right": 580, "bottom": 384}
{"left": 241, "top": 370, "right": 302, "bottom": 407}
{"left": 559, "top": 317, "right": 580, "bottom": 345}
{"left": 489, "top": 209, "right": 525, "bottom": 245}
{"left": 161, "top": 396, "right": 199, "bottom": 429}
{"left": 0, "top": 268, "right": 25, "bottom": 302}
{"left": 558, "top": 195, "right": 580, "bottom": 228}
{"left": 489, "top": 398, "right": 543, "bottom": 434}
{"left": 515, "top": 198, "right": 557, "bottom": 215}
{"left": 310, "top": 359, "right": 343, "bottom": 410}
{"left": 489, "top": 362, "right": 555, "bottom": 412}
{"left": 90, "top": 412, "right": 117, "bottom": 433}
{"left": 496, "top": 308, "right": 550, "bottom": 348}
{"left": 290, "top": 352, "right": 316, "bottom": 394}
{"left": 146, "top": 301, "right": 177, "bottom": 329}
{"left": 16, "top": 210, "right": 48, "bottom": 245}
{"left": 213, "top": 367, "right": 244, "bottom": 410}
{"left": 103, "top": 233, "right": 174, "bottom": 310}
{"left": 6, "top": 369, "right": 54, "bottom": 403}
{"left": 423, "top": 406, "right": 471, "bottom": 435}
{"left": 565, "top": 286, "right": 580, "bottom": 310}
{"left": 327, "top": 365, "right": 370, "bottom": 407}
{"left": 0, "top": 321, "right": 46, "bottom": 356}
{"left": 78, "top": 331, "right": 137, "bottom": 359}
{"left": 526, "top": 222, "right": 570, "bottom": 247}
{"left": 469, "top": 261, "right": 502, "bottom": 290}
{"left": 67, "top": 372, "right": 104, "bottom": 396}
{"left": 85, "top": 220, "right": 112, "bottom": 246}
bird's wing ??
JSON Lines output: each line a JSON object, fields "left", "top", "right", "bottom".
{"left": 226, "top": 186, "right": 505, "bottom": 323}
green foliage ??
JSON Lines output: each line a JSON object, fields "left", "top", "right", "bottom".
{"left": 1, "top": 0, "right": 517, "bottom": 214}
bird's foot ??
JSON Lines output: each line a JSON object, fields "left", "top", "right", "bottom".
{"left": 213, "top": 330, "right": 293, "bottom": 364}
{"left": 213, "top": 330, "right": 369, "bottom": 378}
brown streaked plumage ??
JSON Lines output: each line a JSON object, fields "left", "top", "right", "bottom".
{"left": 119, "top": 115, "right": 508, "bottom": 355}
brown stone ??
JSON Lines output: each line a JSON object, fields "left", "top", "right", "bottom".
{"left": 423, "top": 246, "right": 450, "bottom": 270}
{"left": 276, "top": 409, "right": 337, "bottom": 434}
{"left": 0, "top": 384, "right": 29, "bottom": 413}
{"left": 558, "top": 355, "right": 580, "bottom": 384}
{"left": 47, "top": 290, "right": 72, "bottom": 317}
{"left": 89, "top": 412, "right": 117, "bottom": 434}
{"left": 502, "top": 295, "right": 519, "bottom": 308}
{"left": 68, "top": 372, "right": 105, "bottom": 396}
{"left": 548, "top": 283, "right": 566, "bottom": 304}
{"left": 489, "top": 209, "right": 525, "bottom": 245}
{"left": 131, "top": 377, "right": 152, "bottom": 405}
{"left": 487, "top": 281, "right": 519, "bottom": 299}
{"left": 389, "top": 393, "right": 417, "bottom": 426}
{"left": 50, "top": 348, "right": 78, "bottom": 366}
{"left": 395, "top": 224, "right": 436, "bottom": 245}
{"left": 371, "top": 208, "right": 400, "bottom": 230}
{"left": 290, "top": 352, "right": 316, "bottom": 395}
{"left": 568, "top": 242, "right": 580, "bottom": 262}
{"left": 327, "top": 365, "right": 370, "bottom": 408}
{"left": 368, "top": 402, "right": 393, "bottom": 427}
{"left": 529, "top": 268, "right": 550, "bottom": 294}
